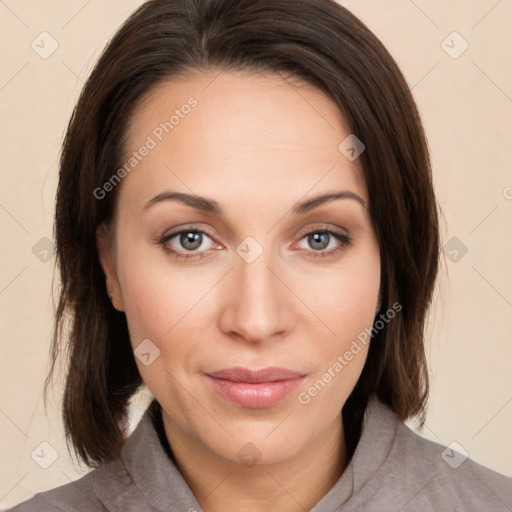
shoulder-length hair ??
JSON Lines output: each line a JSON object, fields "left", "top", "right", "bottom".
{"left": 48, "top": 0, "right": 440, "bottom": 467}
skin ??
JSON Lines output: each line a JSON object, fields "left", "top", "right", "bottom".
{"left": 97, "top": 70, "right": 381, "bottom": 512}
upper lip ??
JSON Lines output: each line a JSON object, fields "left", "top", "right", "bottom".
{"left": 206, "top": 367, "right": 306, "bottom": 383}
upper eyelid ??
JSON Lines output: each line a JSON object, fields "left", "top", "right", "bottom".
{"left": 159, "top": 211, "right": 355, "bottom": 240}
{"left": 163, "top": 225, "right": 216, "bottom": 242}
{"left": 164, "top": 223, "right": 347, "bottom": 236}
{"left": 295, "top": 224, "right": 349, "bottom": 238}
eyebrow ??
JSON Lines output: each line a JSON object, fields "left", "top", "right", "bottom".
{"left": 143, "top": 190, "right": 367, "bottom": 215}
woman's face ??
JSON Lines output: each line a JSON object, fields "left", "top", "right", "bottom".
{"left": 98, "top": 70, "right": 381, "bottom": 466}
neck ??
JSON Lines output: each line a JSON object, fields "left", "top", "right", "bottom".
{"left": 162, "top": 413, "right": 347, "bottom": 512}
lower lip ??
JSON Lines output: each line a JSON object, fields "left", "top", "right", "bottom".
{"left": 205, "top": 375, "right": 305, "bottom": 408}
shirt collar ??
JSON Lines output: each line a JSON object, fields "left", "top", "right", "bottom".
{"left": 310, "top": 394, "right": 400, "bottom": 511}
{"left": 119, "top": 399, "right": 203, "bottom": 511}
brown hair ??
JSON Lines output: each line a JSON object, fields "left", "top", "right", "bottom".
{"left": 47, "top": 0, "right": 440, "bottom": 467}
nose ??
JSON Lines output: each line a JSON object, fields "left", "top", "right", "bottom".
{"left": 218, "top": 247, "right": 295, "bottom": 344}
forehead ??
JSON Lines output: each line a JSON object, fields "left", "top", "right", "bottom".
{"left": 120, "top": 70, "right": 368, "bottom": 211}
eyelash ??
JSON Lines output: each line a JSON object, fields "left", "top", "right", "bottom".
{"left": 157, "top": 225, "right": 352, "bottom": 262}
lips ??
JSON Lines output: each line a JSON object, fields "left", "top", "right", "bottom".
{"left": 205, "top": 366, "right": 306, "bottom": 408}
{"left": 207, "top": 367, "right": 305, "bottom": 383}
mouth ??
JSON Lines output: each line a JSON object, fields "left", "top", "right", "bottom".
{"left": 204, "top": 367, "right": 307, "bottom": 408}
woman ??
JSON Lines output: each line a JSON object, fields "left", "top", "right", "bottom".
{"left": 8, "top": 0, "right": 511, "bottom": 510}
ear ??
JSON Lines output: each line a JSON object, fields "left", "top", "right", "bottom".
{"left": 96, "top": 223, "right": 125, "bottom": 312}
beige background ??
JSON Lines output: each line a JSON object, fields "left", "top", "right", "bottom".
{"left": 1, "top": 0, "right": 511, "bottom": 508}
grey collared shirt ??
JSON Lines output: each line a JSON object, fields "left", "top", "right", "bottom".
{"left": 7, "top": 396, "right": 512, "bottom": 511}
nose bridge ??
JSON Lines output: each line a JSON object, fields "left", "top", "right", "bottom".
{"left": 220, "top": 239, "right": 291, "bottom": 341}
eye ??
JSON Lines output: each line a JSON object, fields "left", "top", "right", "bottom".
{"left": 295, "top": 228, "right": 352, "bottom": 258}
{"left": 158, "top": 227, "right": 220, "bottom": 261}
{"left": 157, "top": 225, "right": 352, "bottom": 262}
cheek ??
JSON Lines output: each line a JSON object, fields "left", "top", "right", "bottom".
{"left": 117, "top": 262, "right": 169, "bottom": 345}
{"left": 294, "top": 240, "right": 380, "bottom": 394}
{"left": 295, "top": 283, "right": 379, "bottom": 414}
{"left": 116, "top": 260, "right": 207, "bottom": 397}
{"left": 296, "top": 243, "right": 381, "bottom": 341}
{"left": 114, "top": 228, "right": 212, "bottom": 344}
